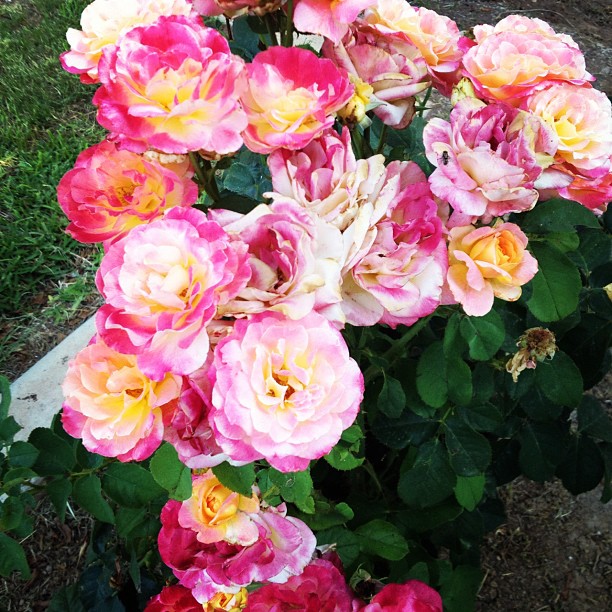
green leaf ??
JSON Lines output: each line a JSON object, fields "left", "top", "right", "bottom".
{"left": 535, "top": 351, "right": 583, "bottom": 408}
{"left": 443, "top": 313, "right": 466, "bottom": 357}
{"left": 519, "top": 198, "right": 600, "bottom": 233}
{"left": 8, "top": 441, "right": 39, "bottom": 467}
{"left": 212, "top": 462, "right": 256, "bottom": 497}
{"left": 578, "top": 396, "right": 612, "bottom": 443}
{"left": 576, "top": 228, "right": 612, "bottom": 271}
{"left": 150, "top": 443, "right": 192, "bottom": 501}
{"left": 446, "top": 357, "right": 473, "bottom": 407}
{"left": 115, "top": 507, "right": 160, "bottom": 540}
{"left": 444, "top": 417, "right": 491, "bottom": 477}
{"left": 46, "top": 479, "right": 72, "bottom": 523}
{"left": 222, "top": 149, "right": 271, "bottom": 200}
{"left": 526, "top": 242, "right": 582, "bottom": 322}
{"left": 316, "top": 527, "right": 360, "bottom": 568}
{"left": 355, "top": 519, "right": 409, "bottom": 561}
{"left": 48, "top": 584, "right": 86, "bottom": 612}
{"left": 0, "top": 497, "right": 25, "bottom": 531}
{"left": 324, "top": 443, "right": 364, "bottom": 470}
{"left": 520, "top": 386, "right": 564, "bottom": 421}
{"left": 416, "top": 341, "right": 447, "bottom": 408}
{"left": 371, "top": 410, "right": 437, "bottom": 450}
{"left": 439, "top": 564, "right": 482, "bottom": 612}
{"left": 296, "top": 500, "right": 354, "bottom": 530}
{"left": 377, "top": 373, "right": 406, "bottom": 418}
{"left": 453, "top": 475, "right": 485, "bottom": 511}
{"left": 397, "top": 500, "right": 463, "bottom": 533}
{"left": 102, "top": 463, "right": 165, "bottom": 508}
{"left": 398, "top": 441, "right": 456, "bottom": 508}
{"left": 459, "top": 310, "right": 505, "bottom": 361}
{"left": 556, "top": 435, "right": 605, "bottom": 495}
{"left": 519, "top": 422, "right": 568, "bottom": 481}
{"left": 73, "top": 475, "right": 115, "bottom": 524}
{"left": 0, "top": 532, "right": 30, "bottom": 579}
{"left": 268, "top": 468, "right": 314, "bottom": 514}
{"left": 29, "top": 427, "right": 75, "bottom": 475}
{"left": 0, "top": 375, "right": 10, "bottom": 421}
{"left": 2, "top": 467, "right": 37, "bottom": 490}
{"left": 458, "top": 403, "right": 504, "bottom": 433}
{"left": 0, "top": 416, "right": 21, "bottom": 445}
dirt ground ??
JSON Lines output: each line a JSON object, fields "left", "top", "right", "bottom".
{"left": 0, "top": 1, "right": 610, "bottom": 610}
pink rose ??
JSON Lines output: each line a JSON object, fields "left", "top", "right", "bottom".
{"left": 363, "top": 0, "right": 465, "bottom": 95}
{"left": 208, "top": 311, "right": 364, "bottom": 472}
{"left": 240, "top": 47, "right": 353, "bottom": 154}
{"left": 94, "top": 16, "right": 247, "bottom": 156}
{"left": 342, "top": 164, "right": 447, "bottom": 327}
{"left": 57, "top": 140, "right": 198, "bottom": 245}
{"left": 293, "top": 0, "right": 376, "bottom": 44}
{"left": 523, "top": 83, "right": 612, "bottom": 179}
{"left": 359, "top": 580, "right": 443, "bottom": 611}
{"left": 423, "top": 98, "right": 559, "bottom": 225}
{"left": 62, "top": 336, "right": 181, "bottom": 461}
{"left": 462, "top": 16, "right": 592, "bottom": 105}
{"left": 246, "top": 559, "right": 359, "bottom": 611}
{"left": 159, "top": 498, "right": 315, "bottom": 602}
{"left": 144, "top": 584, "right": 204, "bottom": 612}
{"left": 60, "top": 0, "right": 196, "bottom": 84}
{"left": 446, "top": 223, "right": 538, "bottom": 317}
{"left": 96, "top": 207, "right": 250, "bottom": 380}
{"left": 213, "top": 201, "right": 344, "bottom": 323}
{"left": 557, "top": 167, "right": 612, "bottom": 213}
{"left": 322, "top": 21, "right": 430, "bottom": 128}
{"left": 162, "top": 369, "right": 232, "bottom": 469}
{"left": 178, "top": 471, "right": 260, "bottom": 546}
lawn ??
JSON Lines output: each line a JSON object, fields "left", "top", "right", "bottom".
{"left": 0, "top": 0, "right": 104, "bottom": 379}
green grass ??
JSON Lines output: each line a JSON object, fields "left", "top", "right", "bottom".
{"left": 0, "top": 0, "right": 105, "bottom": 375}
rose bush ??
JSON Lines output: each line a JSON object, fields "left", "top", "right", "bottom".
{"left": 1, "top": 4, "right": 609, "bottom": 611}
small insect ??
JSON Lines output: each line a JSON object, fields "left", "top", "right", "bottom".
{"left": 441, "top": 150, "right": 449, "bottom": 165}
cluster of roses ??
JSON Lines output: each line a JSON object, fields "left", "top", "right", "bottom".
{"left": 57, "top": 0, "right": 610, "bottom": 609}
{"left": 143, "top": 469, "right": 443, "bottom": 610}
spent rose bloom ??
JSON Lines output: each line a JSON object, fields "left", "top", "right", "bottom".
{"left": 342, "top": 164, "right": 447, "bottom": 327}
{"left": 159, "top": 497, "right": 316, "bottom": 602}
{"left": 293, "top": 0, "right": 376, "bottom": 44}
{"left": 57, "top": 140, "right": 198, "bottom": 245}
{"left": 62, "top": 336, "right": 181, "bottom": 461}
{"left": 246, "top": 559, "right": 358, "bottom": 611}
{"left": 96, "top": 207, "right": 250, "bottom": 380}
{"left": 240, "top": 47, "right": 353, "bottom": 154}
{"left": 194, "top": 0, "right": 283, "bottom": 18}
{"left": 359, "top": 580, "right": 443, "bottom": 611}
{"left": 94, "top": 16, "right": 247, "bottom": 156}
{"left": 212, "top": 201, "right": 344, "bottom": 323}
{"left": 423, "top": 97, "right": 559, "bottom": 225}
{"left": 178, "top": 471, "right": 260, "bottom": 546}
{"left": 462, "top": 16, "right": 592, "bottom": 105}
{"left": 60, "top": 0, "right": 195, "bottom": 84}
{"left": 523, "top": 83, "right": 612, "bottom": 179}
{"left": 208, "top": 311, "right": 364, "bottom": 472}
{"left": 322, "top": 21, "right": 430, "bottom": 128}
{"left": 363, "top": 0, "right": 465, "bottom": 95}
{"left": 447, "top": 223, "right": 538, "bottom": 317}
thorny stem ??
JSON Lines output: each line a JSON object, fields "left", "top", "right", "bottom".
{"left": 375, "top": 123, "right": 388, "bottom": 155}
{"left": 363, "top": 313, "right": 434, "bottom": 384}
{"left": 283, "top": 0, "right": 294, "bottom": 47}
{"left": 417, "top": 86, "right": 433, "bottom": 116}
{"left": 189, "top": 152, "right": 220, "bottom": 205}
{"left": 264, "top": 13, "right": 278, "bottom": 46}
